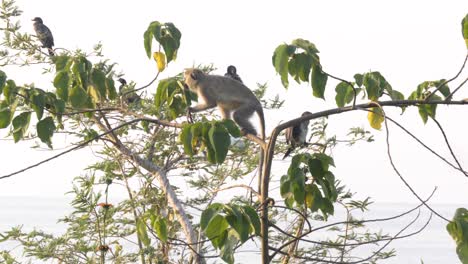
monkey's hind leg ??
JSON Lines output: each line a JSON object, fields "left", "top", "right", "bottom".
{"left": 233, "top": 105, "right": 257, "bottom": 136}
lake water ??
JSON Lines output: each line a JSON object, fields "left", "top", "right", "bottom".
{"left": 0, "top": 196, "right": 461, "bottom": 263}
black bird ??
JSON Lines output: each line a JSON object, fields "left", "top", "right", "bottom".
{"left": 282, "top": 111, "right": 312, "bottom": 160}
{"left": 118, "top": 78, "right": 141, "bottom": 104}
{"left": 32, "top": 17, "right": 54, "bottom": 56}
{"left": 224, "top": 65, "right": 243, "bottom": 83}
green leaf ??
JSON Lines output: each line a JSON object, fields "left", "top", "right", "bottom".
{"left": 53, "top": 55, "right": 70, "bottom": 72}
{"left": 180, "top": 125, "right": 194, "bottom": 156}
{"left": 435, "top": 79, "right": 450, "bottom": 99}
{"left": 314, "top": 152, "right": 335, "bottom": 170}
{"left": 143, "top": 25, "right": 154, "bottom": 59}
{"left": 418, "top": 95, "right": 440, "bottom": 124}
{"left": 36, "top": 117, "right": 56, "bottom": 148}
{"left": 354, "top": 74, "right": 363, "bottom": 87}
{"left": 106, "top": 78, "right": 117, "bottom": 100}
{"left": 205, "top": 214, "right": 229, "bottom": 242}
{"left": 292, "top": 38, "right": 319, "bottom": 55}
{"left": 69, "top": 86, "right": 89, "bottom": 108}
{"left": 308, "top": 158, "right": 324, "bottom": 179}
{"left": 201, "top": 206, "right": 220, "bottom": 231}
{"left": 30, "top": 89, "right": 45, "bottom": 120}
{"left": 390, "top": 90, "right": 404, "bottom": 101}
{"left": 220, "top": 230, "right": 238, "bottom": 264}
{"left": 311, "top": 65, "right": 327, "bottom": 99}
{"left": 3, "top": 80, "right": 17, "bottom": 105}
{"left": 0, "top": 71, "right": 6, "bottom": 95}
{"left": 462, "top": 14, "right": 468, "bottom": 48}
{"left": 208, "top": 123, "right": 230, "bottom": 164}
{"left": 221, "top": 119, "right": 241, "bottom": 137}
{"left": 155, "top": 22, "right": 181, "bottom": 63}
{"left": 136, "top": 218, "right": 151, "bottom": 247}
{"left": 447, "top": 208, "right": 468, "bottom": 263}
{"left": 153, "top": 218, "right": 168, "bottom": 243}
{"left": 12, "top": 112, "right": 31, "bottom": 142}
{"left": 242, "top": 206, "right": 261, "bottom": 236}
{"left": 0, "top": 101, "right": 12, "bottom": 128}
{"left": 335, "top": 81, "right": 355, "bottom": 107}
{"left": 367, "top": 107, "right": 384, "bottom": 130}
{"left": 91, "top": 69, "right": 107, "bottom": 99}
{"left": 225, "top": 205, "right": 249, "bottom": 243}
{"left": 363, "top": 72, "right": 381, "bottom": 101}
{"left": 273, "top": 44, "right": 291, "bottom": 88}
{"left": 53, "top": 71, "right": 69, "bottom": 101}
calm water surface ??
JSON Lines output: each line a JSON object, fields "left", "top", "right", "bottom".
{"left": 0, "top": 196, "right": 461, "bottom": 263}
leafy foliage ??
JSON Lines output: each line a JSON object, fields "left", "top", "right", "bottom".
{"left": 201, "top": 203, "right": 260, "bottom": 264}
{"left": 180, "top": 119, "right": 240, "bottom": 164}
{"left": 447, "top": 208, "right": 468, "bottom": 263}
{"left": 280, "top": 153, "right": 337, "bottom": 219}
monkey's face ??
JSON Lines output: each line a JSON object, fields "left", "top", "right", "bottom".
{"left": 183, "top": 68, "right": 203, "bottom": 91}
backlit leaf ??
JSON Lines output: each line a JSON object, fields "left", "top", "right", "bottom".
{"left": 136, "top": 218, "right": 151, "bottom": 247}
{"left": 462, "top": 14, "right": 468, "bottom": 48}
{"left": 0, "top": 101, "right": 12, "bottom": 128}
{"left": 0, "top": 71, "right": 6, "bottom": 95}
{"left": 69, "top": 86, "right": 88, "bottom": 108}
{"left": 37, "top": 117, "right": 56, "bottom": 148}
{"left": 273, "top": 44, "right": 291, "bottom": 88}
{"left": 311, "top": 64, "right": 327, "bottom": 99}
{"left": 12, "top": 112, "right": 31, "bottom": 142}
{"left": 367, "top": 107, "right": 384, "bottom": 130}
{"left": 153, "top": 52, "right": 166, "bottom": 72}
{"left": 208, "top": 123, "right": 230, "bottom": 164}
{"left": 53, "top": 71, "right": 69, "bottom": 101}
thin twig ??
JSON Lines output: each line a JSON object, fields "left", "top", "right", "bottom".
{"left": 431, "top": 117, "right": 467, "bottom": 177}
{"left": 426, "top": 52, "right": 468, "bottom": 100}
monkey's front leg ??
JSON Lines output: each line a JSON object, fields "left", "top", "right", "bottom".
{"left": 188, "top": 102, "right": 216, "bottom": 113}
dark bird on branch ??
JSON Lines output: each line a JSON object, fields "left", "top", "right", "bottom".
{"left": 282, "top": 111, "right": 312, "bottom": 160}
{"left": 32, "top": 17, "right": 55, "bottom": 56}
{"left": 118, "top": 78, "right": 141, "bottom": 104}
{"left": 224, "top": 65, "right": 243, "bottom": 83}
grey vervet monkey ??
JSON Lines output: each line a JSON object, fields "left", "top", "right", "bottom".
{"left": 184, "top": 68, "right": 265, "bottom": 139}
{"left": 32, "top": 17, "right": 54, "bottom": 56}
{"left": 224, "top": 65, "right": 243, "bottom": 83}
{"left": 282, "top": 111, "right": 312, "bottom": 160}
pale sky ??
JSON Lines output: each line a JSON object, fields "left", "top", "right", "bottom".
{"left": 1, "top": 0, "right": 468, "bottom": 208}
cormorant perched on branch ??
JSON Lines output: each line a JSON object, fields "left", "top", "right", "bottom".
{"left": 32, "top": 17, "right": 54, "bottom": 56}
{"left": 118, "top": 78, "right": 141, "bottom": 104}
{"left": 282, "top": 111, "right": 312, "bottom": 160}
{"left": 224, "top": 65, "right": 243, "bottom": 83}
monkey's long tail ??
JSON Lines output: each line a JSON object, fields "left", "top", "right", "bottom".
{"left": 282, "top": 147, "right": 293, "bottom": 160}
{"left": 256, "top": 107, "right": 266, "bottom": 195}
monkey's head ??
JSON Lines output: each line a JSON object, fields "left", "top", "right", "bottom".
{"left": 227, "top": 65, "right": 237, "bottom": 75}
{"left": 32, "top": 17, "right": 43, "bottom": 24}
{"left": 183, "top": 68, "right": 205, "bottom": 90}
{"left": 117, "top": 78, "right": 127, "bottom": 85}
{"left": 301, "top": 111, "right": 312, "bottom": 125}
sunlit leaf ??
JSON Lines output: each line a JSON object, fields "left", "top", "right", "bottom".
{"left": 367, "top": 107, "right": 384, "bottom": 130}
{"left": 53, "top": 71, "right": 69, "bottom": 101}
{"left": 447, "top": 208, "right": 468, "bottom": 263}
{"left": 153, "top": 218, "right": 168, "bottom": 243}
{"left": 136, "top": 218, "right": 151, "bottom": 247}
{"left": 69, "top": 86, "right": 89, "bottom": 108}
{"left": 153, "top": 52, "right": 166, "bottom": 72}
{"left": 12, "top": 112, "right": 31, "bottom": 142}
{"left": 0, "top": 71, "right": 6, "bottom": 95}
{"left": 462, "top": 14, "right": 468, "bottom": 48}
{"left": 335, "top": 81, "right": 355, "bottom": 107}
{"left": 221, "top": 119, "right": 241, "bottom": 138}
